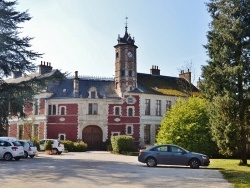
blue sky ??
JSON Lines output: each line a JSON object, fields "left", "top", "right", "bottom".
{"left": 17, "top": 0, "right": 211, "bottom": 84}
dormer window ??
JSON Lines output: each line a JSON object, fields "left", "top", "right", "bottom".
{"left": 91, "top": 91, "right": 95, "bottom": 98}
{"left": 88, "top": 87, "right": 98, "bottom": 99}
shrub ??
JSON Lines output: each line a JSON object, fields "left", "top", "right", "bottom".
{"left": 62, "top": 140, "right": 74, "bottom": 152}
{"left": 73, "top": 141, "right": 87, "bottom": 152}
{"left": 111, "top": 135, "right": 134, "bottom": 154}
{"left": 44, "top": 140, "right": 53, "bottom": 150}
{"left": 61, "top": 140, "right": 87, "bottom": 152}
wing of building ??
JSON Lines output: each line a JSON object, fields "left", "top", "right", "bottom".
{"left": 7, "top": 22, "right": 200, "bottom": 149}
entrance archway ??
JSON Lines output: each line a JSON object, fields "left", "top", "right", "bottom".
{"left": 82, "top": 125, "right": 103, "bottom": 150}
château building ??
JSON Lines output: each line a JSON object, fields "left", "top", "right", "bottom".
{"left": 7, "top": 22, "right": 199, "bottom": 149}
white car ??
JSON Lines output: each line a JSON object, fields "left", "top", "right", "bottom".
{"left": 39, "top": 139, "right": 64, "bottom": 154}
{"left": 18, "top": 140, "right": 38, "bottom": 158}
{"left": 0, "top": 139, "right": 24, "bottom": 161}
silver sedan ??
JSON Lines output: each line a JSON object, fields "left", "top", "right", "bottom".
{"left": 138, "top": 144, "right": 210, "bottom": 169}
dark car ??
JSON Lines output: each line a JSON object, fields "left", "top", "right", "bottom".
{"left": 138, "top": 144, "right": 210, "bottom": 169}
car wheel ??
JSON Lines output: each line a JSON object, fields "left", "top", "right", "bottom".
{"left": 189, "top": 158, "right": 200, "bottom": 169}
{"left": 58, "top": 151, "right": 62, "bottom": 155}
{"left": 146, "top": 157, "right": 157, "bottom": 167}
{"left": 3, "top": 153, "right": 12, "bottom": 161}
{"left": 29, "top": 155, "right": 35, "bottom": 158}
{"left": 24, "top": 151, "right": 28, "bottom": 158}
{"left": 53, "top": 148, "right": 59, "bottom": 154}
{"left": 14, "top": 157, "right": 21, "bottom": 161}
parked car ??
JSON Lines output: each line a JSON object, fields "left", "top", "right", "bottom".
{"left": 18, "top": 140, "right": 37, "bottom": 158}
{"left": 0, "top": 138, "right": 24, "bottom": 161}
{"left": 138, "top": 144, "right": 210, "bottom": 169}
{"left": 39, "top": 139, "right": 64, "bottom": 154}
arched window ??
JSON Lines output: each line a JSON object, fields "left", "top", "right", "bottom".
{"left": 60, "top": 107, "right": 65, "bottom": 115}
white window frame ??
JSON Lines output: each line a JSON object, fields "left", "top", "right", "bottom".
{"left": 58, "top": 133, "right": 66, "bottom": 140}
{"left": 111, "top": 132, "right": 120, "bottom": 136}
{"left": 88, "top": 87, "right": 98, "bottom": 99}
{"left": 114, "top": 106, "right": 121, "bottom": 116}
{"left": 127, "top": 106, "right": 135, "bottom": 117}
{"left": 59, "top": 106, "right": 67, "bottom": 115}
{"left": 126, "top": 125, "right": 133, "bottom": 135}
{"left": 88, "top": 103, "right": 98, "bottom": 114}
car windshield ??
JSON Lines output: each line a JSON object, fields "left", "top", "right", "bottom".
{"left": 12, "top": 141, "right": 22, "bottom": 146}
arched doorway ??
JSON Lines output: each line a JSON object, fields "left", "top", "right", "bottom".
{"left": 82, "top": 125, "right": 103, "bottom": 150}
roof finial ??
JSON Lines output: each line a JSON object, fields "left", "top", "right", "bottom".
{"left": 125, "top": 16, "right": 128, "bottom": 33}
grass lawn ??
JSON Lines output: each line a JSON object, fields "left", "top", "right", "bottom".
{"left": 209, "top": 159, "right": 250, "bottom": 188}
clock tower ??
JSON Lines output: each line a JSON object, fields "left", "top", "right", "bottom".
{"left": 114, "top": 18, "right": 138, "bottom": 97}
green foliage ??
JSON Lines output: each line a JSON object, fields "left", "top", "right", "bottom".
{"left": 0, "top": 1, "right": 66, "bottom": 136}
{"left": 209, "top": 159, "right": 250, "bottom": 188}
{"left": 156, "top": 97, "right": 217, "bottom": 157}
{"left": 111, "top": 135, "right": 134, "bottom": 154}
{"left": 61, "top": 140, "right": 87, "bottom": 152}
{"left": 208, "top": 96, "right": 241, "bottom": 157}
{"left": 61, "top": 140, "right": 75, "bottom": 152}
{"left": 102, "top": 139, "right": 112, "bottom": 151}
{"left": 44, "top": 140, "right": 53, "bottom": 150}
{"left": 31, "top": 139, "right": 40, "bottom": 151}
{"left": 201, "top": 0, "right": 250, "bottom": 164}
{"left": 73, "top": 141, "right": 87, "bottom": 152}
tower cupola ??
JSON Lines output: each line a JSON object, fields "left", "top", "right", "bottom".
{"left": 117, "top": 17, "right": 135, "bottom": 45}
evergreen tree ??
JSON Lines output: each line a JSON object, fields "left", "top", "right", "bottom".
{"left": 0, "top": 0, "right": 64, "bottom": 135}
{"left": 201, "top": 0, "right": 250, "bottom": 164}
{"left": 156, "top": 97, "right": 217, "bottom": 157}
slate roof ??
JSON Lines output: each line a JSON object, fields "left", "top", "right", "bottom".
{"left": 47, "top": 77, "right": 119, "bottom": 99}
{"left": 47, "top": 73, "right": 200, "bottom": 99}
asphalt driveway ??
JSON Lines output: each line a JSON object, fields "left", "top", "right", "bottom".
{"left": 0, "top": 151, "right": 233, "bottom": 188}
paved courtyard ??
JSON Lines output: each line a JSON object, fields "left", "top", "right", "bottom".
{"left": 0, "top": 151, "right": 233, "bottom": 188}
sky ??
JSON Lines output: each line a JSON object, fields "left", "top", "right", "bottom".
{"left": 16, "top": 0, "right": 211, "bottom": 84}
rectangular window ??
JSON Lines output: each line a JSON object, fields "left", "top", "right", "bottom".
{"left": 126, "top": 125, "right": 133, "bottom": 135}
{"left": 48, "top": 105, "right": 57, "bottom": 115}
{"left": 145, "top": 99, "right": 150, "bottom": 115}
{"left": 52, "top": 105, "right": 56, "bottom": 115}
{"left": 129, "top": 70, "right": 132, "bottom": 77}
{"left": 156, "top": 100, "right": 161, "bottom": 116}
{"left": 33, "top": 124, "right": 39, "bottom": 140}
{"left": 89, "top": 103, "right": 98, "bottom": 114}
{"left": 48, "top": 105, "right": 52, "bottom": 115}
{"left": 34, "top": 99, "right": 39, "bottom": 115}
{"left": 121, "top": 70, "right": 125, "bottom": 76}
{"left": 144, "top": 125, "right": 150, "bottom": 144}
{"left": 19, "top": 125, "right": 23, "bottom": 139}
{"left": 115, "top": 107, "right": 120, "bottom": 116}
{"left": 128, "top": 107, "right": 133, "bottom": 116}
{"left": 166, "top": 100, "right": 172, "bottom": 111}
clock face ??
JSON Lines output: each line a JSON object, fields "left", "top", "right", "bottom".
{"left": 127, "top": 51, "right": 133, "bottom": 58}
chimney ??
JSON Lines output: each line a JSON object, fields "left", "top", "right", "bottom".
{"left": 39, "top": 61, "right": 53, "bottom": 74}
{"left": 73, "top": 71, "right": 79, "bottom": 97}
{"left": 179, "top": 69, "right": 191, "bottom": 83}
{"left": 150, "top": 65, "right": 160, "bottom": 75}
{"left": 13, "top": 71, "right": 22, "bottom": 78}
